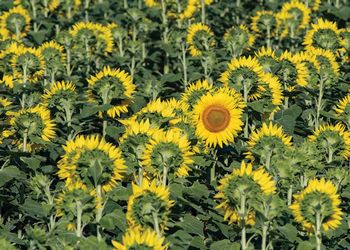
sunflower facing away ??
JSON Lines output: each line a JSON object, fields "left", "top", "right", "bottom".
{"left": 141, "top": 129, "right": 194, "bottom": 178}
{"left": 255, "top": 46, "right": 279, "bottom": 73}
{"left": 42, "top": 81, "right": 77, "bottom": 108}
{"left": 57, "top": 135, "right": 127, "bottom": 192}
{"left": 38, "top": 41, "right": 66, "bottom": 70}
{"left": 186, "top": 23, "right": 215, "bottom": 57}
{"left": 180, "top": 79, "right": 214, "bottom": 110}
{"left": 192, "top": 90, "right": 245, "bottom": 147}
{"left": 126, "top": 179, "right": 174, "bottom": 232}
{"left": 335, "top": 93, "right": 350, "bottom": 121}
{"left": 251, "top": 11, "right": 277, "bottom": 36}
{"left": 87, "top": 66, "right": 136, "bottom": 118}
{"left": 112, "top": 227, "right": 168, "bottom": 250}
{"left": 308, "top": 123, "right": 350, "bottom": 161}
{"left": 215, "top": 161, "right": 276, "bottom": 225}
{"left": 290, "top": 178, "right": 343, "bottom": 232}
{"left": 0, "top": 6, "right": 31, "bottom": 40}
{"left": 2, "top": 105, "right": 56, "bottom": 152}
{"left": 280, "top": 0, "right": 311, "bottom": 35}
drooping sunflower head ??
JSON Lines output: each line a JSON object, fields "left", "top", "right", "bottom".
{"left": 121, "top": 98, "right": 176, "bottom": 129}
{"left": 70, "top": 22, "right": 114, "bottom": 54}
{"left": 2, "top": 105, "right": 56, "bottom": 151}
{"left": 251, "top": 10, "right": 278, "bottom": 36}
{"left": 126, "top": 179, "right": 174, "bottom": 232}
{"left": 42, "top": 81, "right": 77, "bottom": 112}
{"left": 142, "top": 129, "right": 194, "bottom": 178}
{"left": 304, "top": 18, "right": 343, "bottom": 53}
{"left": 38, "top": 41, "right": 66, "bottom": 68}
{"left": 192, "top": 90, "right": 245, "bottom": 148}
{"left": 57, "top": 135, "right": 127, "bottom": 192}
{"left": 223, "top": 25, "right": 255, "bottom": 55}
{"left": 255, "top": 47, "right": 279, "bottom": 73}
{"left": 119, "top": 119, "right": 161, "bottom": 171}
{"left": 306, "top": 47, "right": 340, "bottom": 82}
{"left": 0, "top": 6, "right": 31, "bottom": 40}
{"left": 334, "top": 93, "right": 350, "bottom": 123}
{"left": 293, "top": 51, "right": 320, "bottom": 88}
{"left": 219, "top": 56, "right": 265, "bottom": 101}
{"left": 246, "top": 122, "right": 292, "bottom": 164}
{"left": 180, "top": 79, "right": 214, "bottom": 110}
{"left": 186, "top": 23, "right": 215, "bottom": 57}
{"left": 277, "top": 51, "right": 308, "bottom": 91}
{"left": 280, "top": 0, "right": 311, "bottom": 33}
{"left": 309, "top": 123, "right": 350, "bottom": 161}
{"left": 112, "top": 227, "right": 168, "bottom": 250}
{"left": 290, "top": 178, "right": 343, "bottom": 232}
{"left": 215, "top": 161, "right": 276, "bottom": 225}
{"left": 87, "top": 66, "right": 136, "bottom": 118}
{"left": 11, "top": 47, "right": 45, "bottom": 84}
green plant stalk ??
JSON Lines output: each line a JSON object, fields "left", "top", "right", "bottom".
{"left": 130, "top": 23, "right": 138, "bottom": 78}
{"left": 66, "top": 45, "right": 72, "bottom": 76}
{"left": 84, "top": 0, "right": 90, "bottom": 22}
{"left": 161, "top": 0, "right": 169, "bottom": 74}
{"left": 96, "top": 185, "right": 103, "bottom": 241}
{"left": 118, "top": 36, "right": 125, "bottom": 57}
{"left": 261, "top": 202, "right": 270, "bottom": 250}
{"left": 287, "top": 184, "right": 293, "bottom": 205}
{"left": 138, "top": 0, "right": 142, "bottom": 9}
{"left": 200, "top": 0, "right": 206, "bottom": 24}
{"left": 243, "top": 82, "right": 249, "bottom": 138}
{"left": 14, "top": 21, "right": 20, "bottom": 41}
{"left": 181, "top": 44, "right": 188, "bottom": 90}
{"left": 210, "top": 149, "right": 218, "bottom": 184}
{"left": 123, "top": 0, "right": 128, "bottom": 9}
{"left": 265, "top": 150, "right": 272, "bottom": 170}
{"left": 240, "top": 194, "right": 247, "bottom": 250}
{"left": 76, "top": 200, "right": 83, "bottom": 237}
{"left": 43, "top": 0, "right": 49, "bottom": 18}
{"left": 315, "top": 212, "right": 322, "bottom": 250}
{"left": 315, "top": 77, "right": 324, "bottom": 129}
{"left": 266, "top": 26, "right": 271, "bottom": 49}
{"left": 163, "top": 165, "right": 167, "bottom": 187}
{"left": 22, "top": 130, "right": 28, "bottom": 153}
{"left": 152, "top": 212, "right": 161, "bottom": 236}
{"left": 335, "top": 0, "right": 340, "bottom": 8}
{"left": 283, "top": 74, "right": 289, "bottom": 110}
{"left": 67, "top": 5, "right": 72, "bottom": 19}
{"left": 30, "top": 0, "right": 39, "bottom": 32}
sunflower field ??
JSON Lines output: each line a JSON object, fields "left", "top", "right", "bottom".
{"left": 1, "top": 0, "right": 350, "bottom": 249}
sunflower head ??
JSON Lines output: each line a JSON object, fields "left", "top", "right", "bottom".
{"left": 340, "top": 28, "right": 350, "bottom": 52}
{"left": 112, "top": 227, "right": 168, "bottom": 250}
{"left": 255, "top": 73, "right": 284, "bottom": 111}
{"left": 87, "top": 66, "right": 136, "bottom": 118}
{"left": 280, "top": 0, "right": 311, "bottom": 35}
{"left": 42, "top": 81, "right": 77, "bottom": 112}
{"left": 180, "top": 79, "right": 214, "bottom": 111}
{"left": 309, "top": 123, "right": 350, "bottom": 162}
{"left": 142, "top": 129, "right": 194, "bottom": 178}
{"left": 246, "top": 122, "right": 292, "bottom": 165}
{"left": 57, "top": 135, "right": 127, "bottom": 192}
{"left": 304, "top": 18, "right": 343, "bottom": 53}
{"left": 192, "top": 89, "right": 245, "bottom": 148}
{"left": 178, "top": 0, "right": 198, "bottom": 20}
{"left": 304, "top": 0, "right": 321, "bottom": 11}
{"left": 293, "top": 51, "right": 320, "bottom": 88}
{"left": 186, "top": 23, "right": 215, "bottom": 57}
{"left": 215, "top": 161, "right": 276, "bottom": 225}
{"left": 11, "top": 47, "right": 45, "bottom": 84}
{"left": 220, "top": 56, "right": 265, "bottom": 101}
{"left": 38, "top": 41, "right": 66, "bottom": 70}
{"left": 70, "top": 22, "right": 114, "bottom": 54}
{"left": 255, "top": 47, "right": 279, "bottom": 73}
{"left": 2, "top": 105, "right": 56, "bottom": 152}
{"left": 251, "top": 11, "right": 277, "bottom": 36}
{"left": 126, "top": 179, "right": 174, "bottom": 232}
{"left": 0, "top": 6, "right": 31, "bottom": 40}
{"left": 223, "top": 25, "right": 255, "bottom": 56}
{"left": 334, "top": 93, "right": 350, "bottom": 125}
{"left": 290, "top": 178, "right": 343, "bottom": 233}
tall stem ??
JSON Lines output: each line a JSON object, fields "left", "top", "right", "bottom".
{"left": 315, "top": 212, "right": 322, "bottom": 250}
{"left": 243, "top": 82, "right": 249, "bottom": 138}
{"left": 210, "top": 149, "right": 218, "bottom": 184}
{"left": 181, "top": 43, "right": 188, "bottom": 90}
{"left": 123, "top": 0, "right": 128, "bottom": 9}
{"left": 30, "top": 0, "right": 39, "bottom": 32}
{"left": 240, "top": 194, "right": 247, "bottom": 250}
{"left": 262, "top": 223, "right": 268, "bottom": 250}
{"left": 76, "top": 201, "right": 83, "bottom": 237}
{"left": 96, "top": 185, "right": 103, "bottom": 241}
{"left": 315, "top": 77, "right": 324, "bottom": 128}
{"left": 22, "top": 130, "right": 28, "bottom": 153}
{"left": 161, "top": 0, "right": 169, "bottom": 74}
{"left": 162, "top": 165, "right": 167, "bottom": 187}
{"left": 152, "top": 212, "right": 161, "bottom": 236}
{"left": 287, "top": 184, "right": 293, "bottom": 205}
{"left": 200, "top": 0, "right": 206, "bottom": 24}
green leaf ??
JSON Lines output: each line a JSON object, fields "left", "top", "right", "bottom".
{"left": 0, "top": 166, "right": 21, "bottom": 187}
{"left": 79, "top": 105, "right": 100, "bottom": 119}
{"left": 190, "top": 236, "right": 206, "bottom": 249}
{"left": 179, "top": 214, "right": 204, "bottom": 236}
{"left": 210, "top": 240, "right": 240, "bottom": 250}
{"left": 275, "top": 104, "right": 302, "bottom": 135}
{"left": 297, "top": 241, "right": 314, "bottom": 250}
{"left": 279, "top": 224, "right": 298, "bottom": 243}
{"left": 20, "top": 156, "right": 45, "bottom": 170}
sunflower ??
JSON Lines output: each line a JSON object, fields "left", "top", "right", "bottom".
{"left": 126, "top": 179, "right": 174, "bottom": 232}
{"left": 277, "top": 51, "right": 308, "bottom": 91}
{"left": 180, "top": 79, "right": 214, "bottom": 110}
{"left": 165, "top": 98, "right": 189, "bottom": 117}
{"left": 121, "top": 99, "right": 176, "bottom": 129}
{"left": 309, "top": 123, "right": 350, "bottom": 161}
{"left": 186, "top": 23, "right": 215, "bottom": 57}
{"left": 112, "top": 228, "right": 168, "bottom": 250}
{"left": 0, "top": 6, "right": 31, "bottom": 40}
{"left": 0, "top": 97, "right": 12, "bottom": 108}
{"left": 179, "top": 0, "right": 198, "bottom": 20}
{"left": 142, "top": 129, "right": 194, "bottom": 178}
{"left": 255, "top": 47, "right": 279, "bottom": 73}
{"left": 14, "top": 0, "right": 60, "bottom": 12}
{"left": 42, "top": 81, "right": 77, "bottom": 112}
{"left": 293, "top": 51, "right": 320, "bottom": 88}
{"left": 0, "top": 28, "right": 9, "bottom": 42}
{"left": 192, "top": 90, "right": 245, "bottom": 148}
{"left": 335, "top": 93, "right": 350, "bottom": 117}
{"left": 280, "top": 1, "right": 311, "bottom": 33}
{"left": 215, "top": 161, "right": 276, "bottom": 225}
{"left": 11, "top": 47, "right": 45, "bottom": 84}
{"left": 303, "top": 18, "right": 343, "bottom": 53}
{"left": 246, "top": 123, "right": 292, "bottom": 167}
{"left": 290, "top": 178, "right": 343, "bottom": 232}
{"left": 144, "top": 0, "right": 158, "bottom": 7}
{"left": 87, "top": 66, "right": 136, "bottom": 118}
{"left": 223, "top": 25, "right": 255, "bottom": 56}
{"left": 251, "top": 10, "right": 277, "bottom": 36}
{"left": 340, "top": 28, "right": 350, "bottom": 52}
{"left": 257, "top": 73, "right": 284, "bottom": 108}
{"left": 219, "top": 56, "right": 265, "bottom": 101}
{"left": 38, "top": 41, "right": 66, "bottom": 69}
{"left": 57, "top": 135, "right": 127, "bottom": 192}
{"left": 304, "top": 0, "right": 321, "bottom": 11}
{"left": 70, "top": 22, "right": 114, "bottom": 54}
{"left": 306, "top": 47, "right": 340, "bottom": 78}
{"left": 119, "top": 120, "right": 161, "bottom": 170}
{"left": 2, "top": 105, "right": 56, "bottom": 152}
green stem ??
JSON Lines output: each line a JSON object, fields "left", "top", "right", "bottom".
{"left": 181, "top": 43, "right": 188, "bottom": 90}
{"left": 243, "top": 82, "right": 249, "bottom": 138}
{"left": 240, "top": 193, "right": 247, "bottom": 250}
{"left": 161, "top": 0, "right": 169, "bottom": 74}
{"left": 265, "top": 150, "right": 272, "bottom": 170}
{"left": 210, "top": 149, "right": 218, "bottom": 184}
{"left": 76, "top": 200, "right": 83, "bottom": 237}
{"left": 262, "top": 223, "right": 268, "bottom": 250}
{"left": 200, "top": 0, "right": 206, "bottom": 24}
{"left": 84, "top": 0, "right": 90, "bottom": 22}
{"left": 22, "top": 130, "right": 28, "bottom": 153}
{"left": 30, "top": 0, "right": 39, "bottom": 32}
{"left": 162, "top": 165, "right": 167, "bottom": 187}
{"left": 152, "top": 212, "right": 161, "bottom": 236}
{"left": 315, "top": 77, "right": 324, "bottom": 129}
{"left": 123, "top": 0, "right": 128, "bottom": 8}
{"left": 315, "top": 212, "right": 322, "bottom": 250}
{"left": 96, "top": 185, "right": 103, "bottom": 241}
{"left": 287, "top": 184, "right": 293, "bottom": 205}
{"left": 102, "top": 120, "right": 107, "bottom": 138}
{"left": 266, "top": 26, "right": 271, "bottom": 49}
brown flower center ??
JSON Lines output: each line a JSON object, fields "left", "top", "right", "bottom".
{"left": 202, "top": 105, "right": 230, "bottom": 132}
